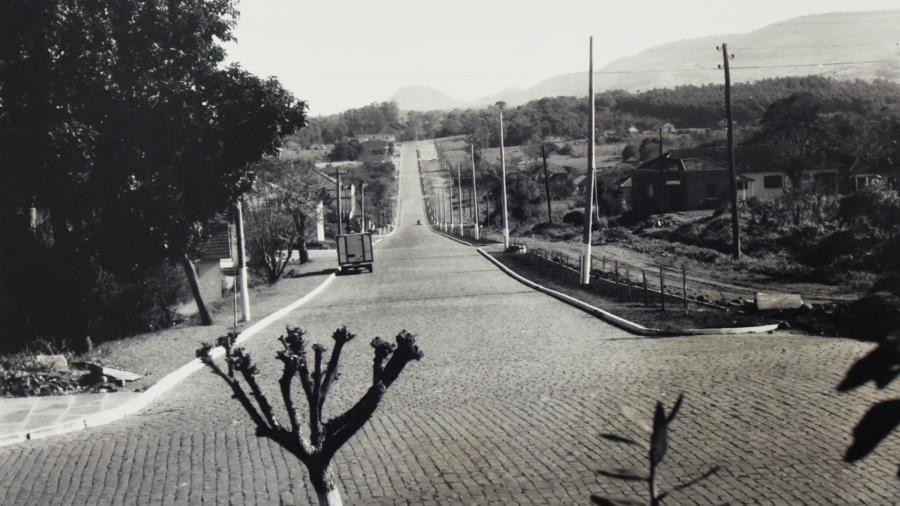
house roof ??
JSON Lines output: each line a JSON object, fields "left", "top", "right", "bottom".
{"left": 638, "top": 146, "right": 853, "bottom": 175}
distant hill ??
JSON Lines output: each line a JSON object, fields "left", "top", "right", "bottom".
{"left": 392, "top": 9, "right": 900, "bottom": 111}
{"left": 390, "top": 86, "right": 467, "bottom": 111}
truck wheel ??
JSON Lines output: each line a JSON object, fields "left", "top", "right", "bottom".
{"left": 367, "top": 265, "right": 374, "bottom": 273}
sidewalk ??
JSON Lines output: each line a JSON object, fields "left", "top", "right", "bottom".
{"left": 0, "top": 232, "right": 396, "bottom": 447}
{"left": 0, "top": 258, "right": 337, "bottom": 447}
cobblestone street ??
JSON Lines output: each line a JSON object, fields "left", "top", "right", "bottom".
{"left": 1, "top": 143, "right": 897, "bottom": 505}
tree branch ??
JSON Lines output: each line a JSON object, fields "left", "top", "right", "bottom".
{"left": 232, "top": 348, "right": 282, "bottom": 431}
{"left": 197, "top": 344, "right": 268, "bottom": 429}
{"left": 319, "top": 327, "right": 356, "bottom": 410}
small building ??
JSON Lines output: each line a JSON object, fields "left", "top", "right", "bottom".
{"left": 627, "top": 147, "right": 856, "bottom": 215}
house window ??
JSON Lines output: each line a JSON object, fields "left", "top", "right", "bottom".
{"left": 706, "top": 183, "right": 717, "bottom": 198}
{"left": 737, "top": 180, "right": 749, "bottom": 190}
{"left": 763, "top": 175, "right": 783, "bottom": 189}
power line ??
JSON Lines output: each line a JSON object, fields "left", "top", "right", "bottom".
{"left": 732, "top": 59, "right": 892, "bottom": 70}
{"left": 646, "top": 43, "right": 900, "bottom": 53}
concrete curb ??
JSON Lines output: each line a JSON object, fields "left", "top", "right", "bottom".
{"left": 2, "top": 273, "right": 338, "bottom": 447}
{"left": 477, "top": 248, "right": 780, "bottom": 337}
{"left": 432, "top": 229, "right": 479, "bottom": 247}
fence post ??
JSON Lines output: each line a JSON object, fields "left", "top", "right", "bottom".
{"left": 625, "top": 267, "right": 631, "bottom": 302}
{"left": 642, "top": 270, "right": 648, "bottom": 306}
{"left": 682, "top": 264, "right": 688, "bottom": 315}
{"left": 659, "top": 266, "right": 666, "bottom": 311}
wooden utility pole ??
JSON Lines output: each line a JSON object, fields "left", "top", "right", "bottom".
{"left": 438, "top": 186, "right": 445, "bottom": 231}
{"left": 360, "top": 183, "right": 366, "bottom": 232}
{"left": 471, "top": 145, "right": 480, "bottom": 240}
{"left": 658, "top": 127, "right": 665, "bottom": 213}
{"left": 497, "top": 102, "right": 510, "bottom": 249}
{"left": 336, "top": 171, "right": 344, "bottom": 235}
{"left": 721, "top": 43, "right": 741, "bottom": 259}
{"left": 447, "top": 169, "right": 454, "bottom": 233}
{"left": 541, "top": 143, "right": 552, "bottom": 224}
{"left": 456, "top": 163, "right": 464, "bottom": 235}
{"left": 580, "top": 36, "right": 597, "bottom": 286}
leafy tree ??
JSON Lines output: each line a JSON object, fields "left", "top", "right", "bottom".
{"left": 0, "top": 0, "right": 305, "bottom": 348}
{"left": 328, "top": 139, "right": 363, "bottom": 161}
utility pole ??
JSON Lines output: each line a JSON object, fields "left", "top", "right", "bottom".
{"left": 470, "top": 145, "right": 480, "bottom": 240}
{"left": 497, "top": 101, "right": 510, "bottom": 249}
{"left": 447, "top": 169, "right": 454, "bottom": 234}
{"left": 336, "top": 171, "right": 344, "bottom": 236}
{"left": 360, "top": 183, "right": 366, "bottom": 232}
{"left": 541, "top": 143, "right": 552, "bottom": 224}
{"left": 658, "top": 127, "right": 665, "bottom": 213}
{"left": 456, "top": 163, "right": 464, "bottom": 235}
{"left": 580, "top": 36, "right": 597, "bottom": 286}
{"left": 438, "top": 186, "right": 445, "bottom": 231}
{"left": 720, "top": 43, "right": 741, "bottom": 259}
{"left": 234, "top": 200, "right": 251, "bottom": 322}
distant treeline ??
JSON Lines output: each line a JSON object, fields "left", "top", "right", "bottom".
{"left": 293, "top": 76, "right": 900, "bottom": 148}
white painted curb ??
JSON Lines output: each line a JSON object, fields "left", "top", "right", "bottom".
{"left": 3, "top": 273, "right": 337, "bottom": 446}
{"left": 477, "top": 248, "right": 780, "bottom": 337}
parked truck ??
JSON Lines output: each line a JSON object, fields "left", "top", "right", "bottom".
{"left": 336, "top": 233, "right": 374, "bottom": 273}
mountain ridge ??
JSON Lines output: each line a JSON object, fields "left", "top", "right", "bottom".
{"left": 391, "top": 9, "right": 900, "bottom": 111}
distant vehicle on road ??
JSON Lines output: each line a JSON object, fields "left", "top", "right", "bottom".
{"left": 336, "top": 233, "right": 374, "bottom": 273}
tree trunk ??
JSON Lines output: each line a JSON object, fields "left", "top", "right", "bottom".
{"left": 310, "top": 466, "right": 343, "bottom": 506}
{"left": 294, "top": 213, "right": 309, "bottom": 264}
{"left": 180, "top": 253, "right": 213, "bottom": 325}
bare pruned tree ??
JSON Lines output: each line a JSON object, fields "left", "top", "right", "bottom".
{"left": 197, "top": 326, "right": 424, "bottom": 505}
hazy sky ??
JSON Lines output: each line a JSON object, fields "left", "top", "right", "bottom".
{"left": 224, "top": 0, "right": 900, "bottom": 116}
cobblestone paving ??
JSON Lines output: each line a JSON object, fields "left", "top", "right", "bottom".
{"left": 1, "top": 143, "right": 898, "bottom": 505}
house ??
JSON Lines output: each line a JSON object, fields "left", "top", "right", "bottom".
{"left": 629, "top": 152, "right": 737, "bottom": 214}
{"left": 626, "top": 147, "right": 857, "bottom": 215}
{"left": 355, "top": 133, "right": 396, "bottom": 143}
{"left": 661, "top": 122, "right": 676, "bottom": 133}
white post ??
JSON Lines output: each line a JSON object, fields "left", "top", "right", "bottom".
{"left": 234, "top": 200, "right": 251, "bottom": 321}
{"left": 471, "top": 145, "right": 480, "bottom": 241}
{"left": 456, "top": 163, "right": 464, "bottom": 236}
{"left": 498, "top": 104, "right": 510, "bottom": 249}
{"left": 580, "top": 36, "right": 597, "bottom": 285}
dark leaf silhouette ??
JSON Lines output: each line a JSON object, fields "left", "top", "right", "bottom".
{"left": 599, "top": 433, "right": 645, "bottom": 447}
{"left": 650, "top": 401, "right": 669, "bottom": 466}
{"left": 590, "top": 494, "right": 645, "bottom": 506}
{"left": 667, "top": 393, "right": 685, "bottom": 423}
{"left": 838, "top": 335, "right": 900, "bottom": 392}
{"left": 844, "top": 399, "right": 900, "bottom": 462}
{"left": 593, "top": 394, "right": 721, "bottom": 504}
{"left": 596, "top": 468, "right": 649, "bottom": 482}
{"left": 662, "top": 465, "right": 721, "bottom": 498}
